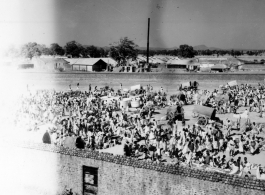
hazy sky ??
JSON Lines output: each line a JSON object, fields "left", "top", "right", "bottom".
{"left": 1, "top": 0, "right": 265, "bottom": 50}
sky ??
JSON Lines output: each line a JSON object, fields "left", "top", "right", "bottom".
{"left": 1, "top": 0, "right": 265, "bottom": 51}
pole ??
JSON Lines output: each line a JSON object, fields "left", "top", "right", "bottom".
{"left": 147, "top": 18, "right": 150, "bottom": 67}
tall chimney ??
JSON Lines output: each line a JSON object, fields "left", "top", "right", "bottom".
{"left": 147, "top": 18, "right": 150, "bottom": 66}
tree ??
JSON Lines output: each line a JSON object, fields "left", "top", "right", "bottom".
{"left": 99, "top": 48, "right": 107, "bottom": 57}
{"left": 37, "top": 44, "right": 51, "bottom": 55}
{"left": 246, "top": 51, "right": 254, "bottom": 56}
{"left": 20, "top": 42, "right": 42, "bottom": 59}
{"left": 84, "top": 45, "right": 101, "bottom": 58}
{"left": 230, "top": 50, "right": 235, "bottom": 57}
{"left": 234, "top": 50, "right": 241, "bottom": 57}
{"left": 109, "top": 37, "right": 138, "bottom": 66}
{"left": 50, "top": 43, "right": 65, "bottom": 56}
{"left": 64, "top": 41, "right": 83, "bottom": 58}
{"left": 178, "top": 44, "right": 195, "bottom": 58}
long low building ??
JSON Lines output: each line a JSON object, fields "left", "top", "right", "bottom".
{"left": 166, "top": 59, "right": 200, "bottom": 70}
{"left": 65, "top": 58, "right": 117, "bottom": 72}
{"left": 210, "top": 64, "right": 229, "bottom": 72}
{"left": 33, "top": 58, "right": 72, "bottom": 71}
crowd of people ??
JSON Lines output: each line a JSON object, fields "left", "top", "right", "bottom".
{"left": 3, "top": 82, "right": 265, "bottom": 180}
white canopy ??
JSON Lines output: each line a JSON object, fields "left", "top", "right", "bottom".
{"left": 130, "top": 84, "right": 141, "bottom": 91}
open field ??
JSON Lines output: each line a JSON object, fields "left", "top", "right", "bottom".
{"left": 1, "top": 71, "right": 265, "bottom": 169}
{"left": 1, "top": 71, "right": 265, "bottom": 93}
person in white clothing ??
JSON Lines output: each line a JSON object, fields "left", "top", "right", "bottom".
{"left": 229, "top": 161, "right": 239, "bottom": 175}
{"left": 256, "top": 166, "right": 265, "bottom": 180}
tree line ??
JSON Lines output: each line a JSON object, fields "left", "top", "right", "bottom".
{"left": 5, "top": 37, "right": 265, "bottom": 66}
{"left": 139, "top": 48, "right": 265, "bottom": 57}
{"left": 5, "top": 41, "right": 109, "bottom": 59}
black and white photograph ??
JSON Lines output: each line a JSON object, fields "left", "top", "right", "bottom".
{"left": 0, "top": 0, "right": 265, "bottom": 194}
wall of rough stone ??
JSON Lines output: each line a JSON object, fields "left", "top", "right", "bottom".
{"left": 0, "top": 142, "right": 264, "bottom": 195}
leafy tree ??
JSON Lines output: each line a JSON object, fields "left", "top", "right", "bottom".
{"left": 99, "top": 48, "right": 107, "bottom": 57}
{"left": 234, "top": 50, "right": 241, "bottom": 57}
{"left": 84, "top": 45, "right": 101, "bottom": 58}
{"left": 36, "top": 44, "right": 51, "bottom": 55}
{"left": 64, "top": 41, "right": 83, "bottom": 58}
{"left": 178, "top": 44, "right": 195, "bottom": 58}
{"left": 20, "top": 42, "right": 42, "bottom": 59}
{"left": 230, "top": 50, "right": 235, "bottom": 57}
{"left": 50, "top": 43, "right": 65, "bottom": 56}
{"left": 109, "top": 37, "right": 138, "bottom": 66}
{"left": 246, "top": 51, "right": 254, "bottom": 56}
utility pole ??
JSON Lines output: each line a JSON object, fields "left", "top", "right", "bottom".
{"left": 146, "top": 18, "right": 150, "bottom": 71}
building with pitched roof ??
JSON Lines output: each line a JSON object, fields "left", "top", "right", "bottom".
{"left": 166, "top": 59, "right": 200, "bottom": 70}
{"left": 65, "top": 58, "right": 117, "bottom": 72}
{"left": 210, "top": 64, "right": 229, "bottom": 72}
{"left": 33, "top": 58, "right": 72, "bottom": 71}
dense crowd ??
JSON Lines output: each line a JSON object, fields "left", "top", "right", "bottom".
{"left": 4, "top": 82, "right": 265, "bottom": 180}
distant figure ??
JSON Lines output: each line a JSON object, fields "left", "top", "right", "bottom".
{"left": 42, "top": 130, "right": 51, "bottom": 144}
{"left": 77, "top": 83, "right": 79, "bottom": 90}
{"left": 120, "top": 83, "right": 122, "bottom": 90}
{"left": 69, "top": 84, "right": 72, "bottom": 91}
{"left": 124, "top": 140, "right": 131, "bottom": 156}
{"left": 147, "top": 84, "right": 150, "bottom": 92}
{"left": 76, "top": 136, "right": 85, "bottom": 149}
{"left": 89, "top": 84, "right": 91, "bottom": 91}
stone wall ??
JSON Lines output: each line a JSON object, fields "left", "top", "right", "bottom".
{"left": 0, "top": 142, "right": 264, "bottom": 195}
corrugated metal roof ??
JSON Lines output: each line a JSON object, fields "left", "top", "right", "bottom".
{"left": 39, "top": 58, "right": 69, "bottom": 64}
{"left": 210, "top": 64, "right": 228, "bottom": 69}
{"left": 166, "top": 59, "right": 192, "bottom": 65}
{"left": 65, "top": 58, "right": 101, "bottom": 66}
{"left": 65, "top": 58, "right": 117, "bottom": 66}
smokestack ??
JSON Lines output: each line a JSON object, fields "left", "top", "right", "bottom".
{"left": 147, "top": 18, "right": 150, "bottom": 65}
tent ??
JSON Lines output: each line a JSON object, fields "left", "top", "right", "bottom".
{"left": 130, "top": 84, "right": 141, "bottom": 91}
{"left": 180, "top": 82, "right": 190, "bottom": 89}
{"left": 228, "top": 80, "right": 237, "bottom": 87}
{"left": 101, "top": 96, "right": 119, "bottom": 104}
{"left": 193, "top": 105, "right": 214, "bottom": 118}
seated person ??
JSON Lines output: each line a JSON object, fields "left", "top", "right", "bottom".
{"left": 256, "top": 165, "right": 265, "bottom": 180}
{"left": 229, "top": 160, "right": 240, "bottom": 175}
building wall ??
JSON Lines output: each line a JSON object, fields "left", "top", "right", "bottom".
{"left": 167, "top": 64, "right": 187, "bottom": 69}
{"left": 93, "top": 60, "right": 107, "bottom": 72}
{"left": 1, "top": 142, "right": 264, "bottom": 195}
{"left": 34, "top": 60, "right": 55, "bottom": 70}
{"left": 55, "top": 61, "right": 72, "bottom": 71}
{"left": 73, "top": 65, "right": 93, "bottom": 72}
{"left": 200, "top": 64, "right": 215, "bottom": 68}
{"left": 47, "top": 62, "right": 56, "bottom": 70}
